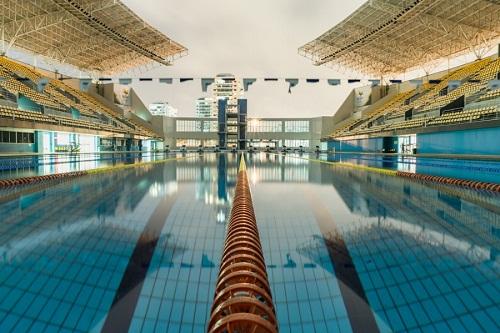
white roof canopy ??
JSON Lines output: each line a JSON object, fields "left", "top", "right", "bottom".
{"left": 299, "top": 0, "right": 500, "bottom": 75}
{"left": 0, "top": 0, "right": 188, "bottom": 74}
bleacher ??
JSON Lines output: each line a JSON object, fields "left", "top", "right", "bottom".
{"left": 332, "top": 57, "right": 500, "bottom": 138}
{"left": 0, "top": 105, "right": 57, "bottom": 124}
{"left": 479, "top": 88, "right": 500, "bottom": 101}
{"left": 0, "top": 56, "right": 159, "bottom": 138}
{"left": 427, "top": 106, "right": 498, "bottom": 126}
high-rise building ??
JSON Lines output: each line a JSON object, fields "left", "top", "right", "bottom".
{"left": 195, "top": 97, "right": 213, "bottom": 118}
{"left": 212, "top": 73, "right": 242, "bottom": 117}
{"left": 148, "top": 102, "right": 178, "bottom": 117}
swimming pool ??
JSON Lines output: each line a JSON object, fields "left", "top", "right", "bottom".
{"left": 0, "top": 153, "right": 498, "bottom": 332}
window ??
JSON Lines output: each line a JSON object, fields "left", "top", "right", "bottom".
{"left": 247, "top": 120, "right": 282, "bottom": 132}
{"left": 0, "top": 131, "right": 34, "bottom": 143}
{"left": 206, "top": 121, "right": 218, "bottom": 132}
{"left": 284, "top": 120, "right": 309, "bottom": 133}
{"left": 176, "top": 120, "right": 200, "bottom": 132}
{"left": 284, "top": 140, "right": 309, "bottom": 148}
{"left": 203, "top": 140, "right": 218, "bottom": 147}
{"left": 176, "top": 139, "right": 201, "bottom": 147}
{"left": 1, "top": 131, "right": 9, "bottom": 143}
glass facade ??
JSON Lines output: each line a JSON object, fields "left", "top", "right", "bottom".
{"left": 284, "top": 139, "right": 310, "bottom": 147}
{"left": 176, "top": 139, "right": 201, "bottom": 147}
{"left": 0, "top": 130, "right": 34, "bottom": 144}
{"left": 284, "top": 120, "right": 309, "bottom": 133}
{"left": 248, "top": 120, "right": 282, "bottom": 133}
{"left": 177, "top": 120, "right": 217, "bottom": 133}
{"left": 176, "top": 120, "right": 199, "bottom": 132}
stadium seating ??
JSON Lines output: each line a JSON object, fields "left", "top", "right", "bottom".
{"left": 479, "top": 88, "right": 500, "bottom": 101}
{"left": 0, "top": 106, "right": 57, "bottom": 124}
{"left": 331, "top": 57, "right": 500, "bottom": 138}
{"left": 0, "top": 78, "right": 63, "bottom": 110}
{"left": 0, "top": 56, "right": 158, "bottom": 137}
{"left": 428, "top": 106, "right": 498, "bottom": 126}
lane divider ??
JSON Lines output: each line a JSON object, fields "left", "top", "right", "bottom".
{"left": 396, "top": 171, "right": 500, "bottom": 193}
{"left": 208, "top": 156, "right": 278, "bottom": 333}
{"left": 0, "top": 155, "right": 194, "bottom": 188}
{"left": 272, "top": 153, "right": 397, "bottom": 176}
{"left": 271, "top": 153, "right": 499, "bottom": 192}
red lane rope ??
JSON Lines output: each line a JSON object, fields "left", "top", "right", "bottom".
{"left": 396, "top": 171, "right": 500, "bottom": 192}
{"left": 0, "top": 171, "right": 88, "bottom": 188}
{"left": 208, "top": 159, "right": 278, "bottom": 333}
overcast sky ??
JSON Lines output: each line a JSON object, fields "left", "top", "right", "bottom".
{"left": 120, "top": 0, "right": 367, "bottom": 118}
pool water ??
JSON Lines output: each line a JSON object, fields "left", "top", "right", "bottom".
{"left": 0, "top": 153, "right": 498, "bottom": 332}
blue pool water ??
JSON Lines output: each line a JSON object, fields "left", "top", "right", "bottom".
{"left": 321, "top": 153, "right": 500, "bottom": 183}
{"left": 0, "top": 152, "right": 172, "bottom": 179}
{"left": 0, "top": 153, "right": 498, "bottom": 332}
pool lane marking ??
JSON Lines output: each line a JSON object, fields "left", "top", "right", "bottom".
{"left": 304, "top": 188, "right": 380, "bottom": 333}
{"left": 101, "top": 190, "right": 180, "bottom": 333}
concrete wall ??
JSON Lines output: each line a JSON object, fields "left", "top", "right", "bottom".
{"left": 129, "top": 88, "right": 153, "bottom": 122}
{"left": 332, "top": 90, "right": 355, "bottom": 126}
{"left": 417, "top": 127, "right": 500, "bottom": 155}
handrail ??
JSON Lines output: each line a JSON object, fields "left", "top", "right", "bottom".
{"left": 208, "top": 157, "right": 278, "bottom": 333}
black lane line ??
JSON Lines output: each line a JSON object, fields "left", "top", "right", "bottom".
{"left": 305, "top": 189, "right": 380, "bottom": 333}
{"left": 101, "top": 192, "right": 179, "bottom": 333}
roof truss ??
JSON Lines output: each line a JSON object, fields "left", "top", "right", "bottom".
{"left": 0, "top": 0, "right": 188, "bottom": 74}
{"left": 299, "top": 0, "right": 500, "bottom": 75}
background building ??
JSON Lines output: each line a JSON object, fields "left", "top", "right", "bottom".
{"left": 195, "top": 97, "right": 213, "bottom": 118}
{"left": 195, "top": 97, "right": 214, "bottom": 131}
{"left": 212, "top": 73, "right": 242, "bottom": 118}
{"left": 148, "top": 102, "right": 178, "bottom": 117}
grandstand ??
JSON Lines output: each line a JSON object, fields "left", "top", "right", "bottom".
{"left": 0, "top": 0, "right": 184, "bottom": 153}
{"left": 0, "top": 56, "right": 160, "bottom": 139}
{"left": 330, "top": 56, "right": 500, "bottom": 139}
{"left": 300, "top": 0, "right": 500, "bottom": 155}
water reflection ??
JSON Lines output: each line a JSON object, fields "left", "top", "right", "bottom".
{"left": 323, "top": 152, "right": 500, "bottom": 183}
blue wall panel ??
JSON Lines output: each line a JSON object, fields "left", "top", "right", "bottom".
{"left": 328, "top": 138, "right": 384, "bottom": 152}
{"left": 0, "top": 143, "right": 35, "bottom": 153}
{"left": 18, "top": 95, "right": 42, "bottom": 112}
{"left": 417, "top": 127, "right": 500, "bottom": 155}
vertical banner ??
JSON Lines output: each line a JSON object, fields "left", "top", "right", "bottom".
{"left": 159, "top": 78, "right": 173, "bottom": 84}
{"left": 285, "top": 78, "right": 299, "bottom": 93}
{"left": 448, "top": 80, "right": 461, "bottom": 92}
{"left": 119, "top": 78, "right": 132, "bottom": 85}
{"left": 327, "top": 79, "right": 341, "bottom": 86}
{"left": 79, "top": 78, "right": 92, "bottom": 92}
{"left": 488, "top": 79, "right": 500, "bottom": 90}
{"left": 242, "top": 78, "right": 256, "bottom": 91}
{"left": 410, "top": 79, "right": 423, "bottom": 87}
{"left": 37, "top": 78, "right": 49, "bottom": 92}
{"left": 201, "top": 78, "right": 215, "bottom": 92}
